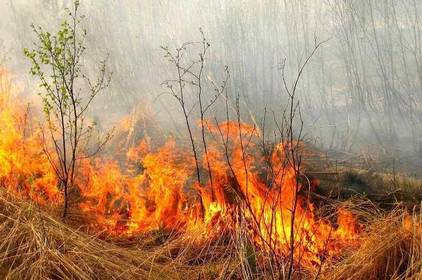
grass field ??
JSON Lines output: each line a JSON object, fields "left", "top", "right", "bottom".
{"left": 1, "top": 167, "right": 422, "bottom": 280}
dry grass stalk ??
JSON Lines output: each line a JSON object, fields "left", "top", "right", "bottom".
{"left": 325, "top": 207, "right": 422, "bottom": 280}
{"left": 0, "top": 191, "right": 188, "bottom": 280}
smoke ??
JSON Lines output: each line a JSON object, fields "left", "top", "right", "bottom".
{"left": 1, "top": 0, "right": 421, "bottom": 158}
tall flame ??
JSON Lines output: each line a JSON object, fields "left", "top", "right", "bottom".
{"left": 0, "top": 69, "right": 60, "bottom": 205}
{"left": 79, "top": 120, "right": 360, "bottom": 267}
{"left": 0, "top": 69, "right": 360, "bottom": 269}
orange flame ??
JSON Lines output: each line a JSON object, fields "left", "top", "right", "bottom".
{"left": 78, "top": 120, "right": 361, "bottom": 267}
{"left": 0, "top": 69, "right": 361, "bottom": 269}
{"left": 0, "top": 69, "right": 60, "bottom": 205}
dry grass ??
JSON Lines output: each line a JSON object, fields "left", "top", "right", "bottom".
{"left": 341, "top": 169, "right": 422, "bottom": 196}
{"left": 0, "top": 190, "right": 192, "bottom": 280}
{"left": 0, "top": 188, "right": 244, "bottom": 279}
{"left": 325, "top": 207, "right": 422, "bottom": 280}
{"left": 2, "top": 178, "right": 422, "bottom": 279}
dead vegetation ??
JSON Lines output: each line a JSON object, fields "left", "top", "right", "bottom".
{"left": 325, "top": 207, "right": 422, "bottom": 280}
{"left": 1, "top": 3, "right": 422, "bottom": 278}
{"left": 1, "top": 172, "right": 422, "bottom": 280}
{"left": 0, "top": 189, "right": 184, "bottom": 280}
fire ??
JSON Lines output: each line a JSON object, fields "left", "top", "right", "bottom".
{"left": 78, "top": 138, "right": 195, "bottom": 233}
{"left": 0, "top": 69, "right": 60, "bottom": 205}
{"left": 0, "top": 69, "right": 361, "bottom": 270}
{"left": 78, "top": 120, "right": 361, "bottom": 267}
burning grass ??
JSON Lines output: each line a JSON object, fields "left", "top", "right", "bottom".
{"left": 2, "top": 188, "right": 422, "bottom": 279}
{"left": 0, "top": 189, "right": 184, "bottom": 280}
{"left": 1, "top": 68, "right": 422, "bottom": 279}
{"left": 324, "top": 207, "right": 422, "bottom": 280}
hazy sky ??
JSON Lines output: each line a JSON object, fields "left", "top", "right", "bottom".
{"left": 1, "top": 0, "right": 421, "bottom": 154}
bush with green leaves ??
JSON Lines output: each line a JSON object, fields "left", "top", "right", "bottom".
{"left": 24, "top": 0, "right": 112, "bottom": 218}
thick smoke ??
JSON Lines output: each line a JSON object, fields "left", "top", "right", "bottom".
{"left": 1, "top": 0, "right": 421, "bottom": 161}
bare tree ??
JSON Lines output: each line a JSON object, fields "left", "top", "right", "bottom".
{"left": 161, "top": 29, "right": 228, "bottom": 213}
